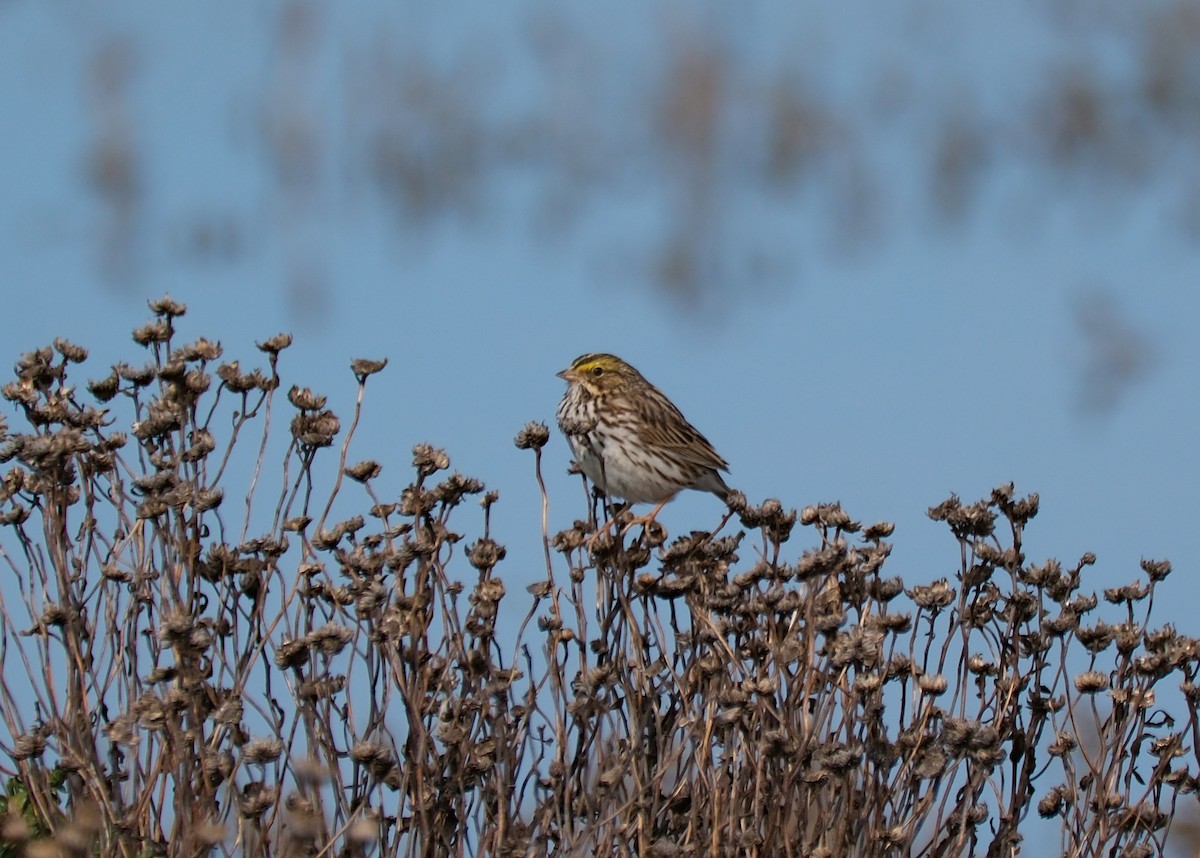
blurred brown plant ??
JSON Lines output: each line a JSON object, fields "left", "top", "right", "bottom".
{"left": 1072, "top": 284, "right": 1156, "bottom": 414}
{"left": 63, "top": 5, "right": 1200, "bottom": 323}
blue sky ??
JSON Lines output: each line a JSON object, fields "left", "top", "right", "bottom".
{"left": 1, "top": 3, "right": 1197, "bottom": 628}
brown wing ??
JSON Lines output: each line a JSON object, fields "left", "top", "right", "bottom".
{"left": 637, "top": 385, "right": 730, "bottom": 473}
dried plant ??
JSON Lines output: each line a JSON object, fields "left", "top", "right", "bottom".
{"left": 0, "top": 298, "right": 1194, "bottom": 856}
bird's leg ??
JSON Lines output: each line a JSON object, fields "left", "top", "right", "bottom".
{"left": 584, "top": 500, "right": 632, "bottom": 547}
{"left": 619, "top": 498, "right": 671, "bottom": 539}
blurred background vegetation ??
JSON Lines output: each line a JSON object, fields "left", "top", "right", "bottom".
{"left": 61, "top": 0, "right": 1191, "bottom": 414}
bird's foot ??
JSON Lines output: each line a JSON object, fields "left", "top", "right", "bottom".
{"left": 583, "top": 500, "right": 670, "bottom": 549}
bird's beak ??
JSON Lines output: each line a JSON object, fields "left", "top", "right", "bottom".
{"left": 557, "top": 369, "right": 578, "bottom": 382}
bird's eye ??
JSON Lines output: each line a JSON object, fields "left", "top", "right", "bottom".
{"left": 590, "top": 366, "right": 604, "bottom": 377}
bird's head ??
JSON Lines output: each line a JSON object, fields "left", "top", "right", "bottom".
{"left": 557, "top": 353, "right": 645, "bottom": 397}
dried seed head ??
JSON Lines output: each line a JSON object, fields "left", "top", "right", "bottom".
{"left": 967, "top": 653, "right": 996, "bottom": 676}
{"left": 830, "top": 625, "right": 884, "bottom": 668}
{"left": 1074, "top": 670, "right": 1110, "bottom": 694}
{"left": 132, "top": 319, "right": 172, "bottom": 346}
{"left": 470, "top": 579, "right": 507, "bottom": 620}
{"left": 158, "top": 360, "right": 187, "bottom": 382}
{"left": 1115, "top": 687, "right": 1156, "bottom": 710}
{"left": 877, "top": 612, "right": 912, "bottom": 633}
{"left": 1007, "top": 492, "right": 1040, "bottom": 524}
{"left": 1038, "top": 785, "right": 1068, "bottom": 818}
{"left": 346, "top": 460, "right": 382, "bottom": 483}
{"left": 243, "top": 737, "right": 284, "bottom": 764}
{"left": 1104, "top": 581, "right": 1150, "bottom": 604}
{"left": 86, "top": 372, "right": 121, "bottom": 405}
{"left": 282, "top": 515, "right": 311, "bottom": 533}
{"left": 931, "top": 496, "right": 996, "bottom": 539}
{"left": 552, "top": 526, "right": 587, "bottom": 553}
{"left": 941, "top": 717, "right": 975, "bottom": 753}
{"left": 299, "top": 675, "right": 347, "bottom": 700}
{"left": 275, "top": 637, "right": 311, "bottom": 669}
{"left": 1065, "top": 593, "right": 1098, "bottom": 614}
{"left": 192, "top": 822, "right": 227, "bottom": 847}
{"left": 1001, "top": 590, "right": 1039, "bottom": 624}
{"left": 211, "top": 696, "right": 243, "bottom": 726}
{"left": 853, "top": 674, "right": 882, "bottom": 696}
{"left": 433, "top": 472, "right": 485, "bottom": 505}
{"left": 412, "top": 443, "right": 450, "bottom": 476}
{"left": 863, "top": 521, "right": 895, "bottom": 540}
{"left": 468, "top": 539, "right": 507, "bottom": 571}
{"left": 796, "top": 541, "right": 850, "bottom": 580}
{"left": 2, "top": 381, "right": 38, "bottom": 407}
{"left": 874, "top": 825, "right": 910, "bottom": 849}
{"left": 51, "top": 338, "right": 88, "bottom": 364}
{"left": 1112, "top": 622, "right": 1142, "bottom": 655}
{"left": 910, "top": 579, "right": 955, "bottom": 610}
{"left": 918, "top": 674, "right": 948, "bottom": 696}
{"left": 287, "top": 386, "right": 327, "bottom": 411}
{"left": 1077, "top": 623, "right": 1114, "bottom": 654}
{"left": 927, "top": 495, "right": 961, "bottom": 522}
{"left": 1143, "top": 625, "right": 1178, "bottom": 652}
{"left": 351, "top": 357, "right": 388, "bottom": 379}
{"left": 238, "top": 783, "right": 278, "bottom": 818}
{"left": 11, "top": 731, "right": 47, "bottom": 761}
{"left": 1019, "top": 559, "right": 1061, "bottom": 588}
{"left": 149, "top": 295, "right": 187, "bottom": 318}
{"left": 1114, "top": 837, "right": 1156, "bottom": 856}
{"left": 200, "top": 751, "right": 234, "bottom": 790}
{"left": 183, "top": 368, "right": 210, "bottom": 394}
{"left": 158, "top": 610, "right": 195, "bottom": 647}
{"left": 1044, "top": 734, "right": 1077, "bottom": 762}
{"left": 913, "top": 745, "right": 946, "bottom": 779}
{"left": 868, "top": 576, "right": 904, "bottom": 602}
{"left": 308, "top": 623, "right": 353, "bottom": 656}
{"left": 291, "top": 410, "right": 340, "bottom": 447}
{"left": 1140, "top": 558, "right": 1171, "bottom": 582}
{"left": 291, "top": 756, "right": 331, "bottom": 786}
{"left": 113, "top": 362, "right": 154, "bottom": 387}
{"left": 215, "top": 361, "right": 255, "bottom": 392}
{"left": 813, "top": 741, "right": 861, "bottom": 775}
{"left": 176, "top": 337, "right": 223, "bottom": 362}
{"left": 963, "top": 595, "right": 996, "bottom": 627}
{"left": 344, "top": 815, "right": 380, "bottom": 847}
{"left": 145, "top": 666, "right": 177, "bottom": 684}
{"left": 398, "top": 487, "right": 436, "bottom": 519}
{"left": 349, "top": 740, "right": 398, "bottom": 782}
{"left": 514, "top": 421, "right": 551, "bottom": 450}
{"left": 257, "top": 332, "right": 293, "bottom": 354}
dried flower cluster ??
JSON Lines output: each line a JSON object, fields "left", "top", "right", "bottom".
{"left": 0, "top": 299, "right": 1194, "bottom": 856}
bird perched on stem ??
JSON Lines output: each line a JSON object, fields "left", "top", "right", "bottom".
{"left": 556, "top": 353, "right": 730, "bottom": 530}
